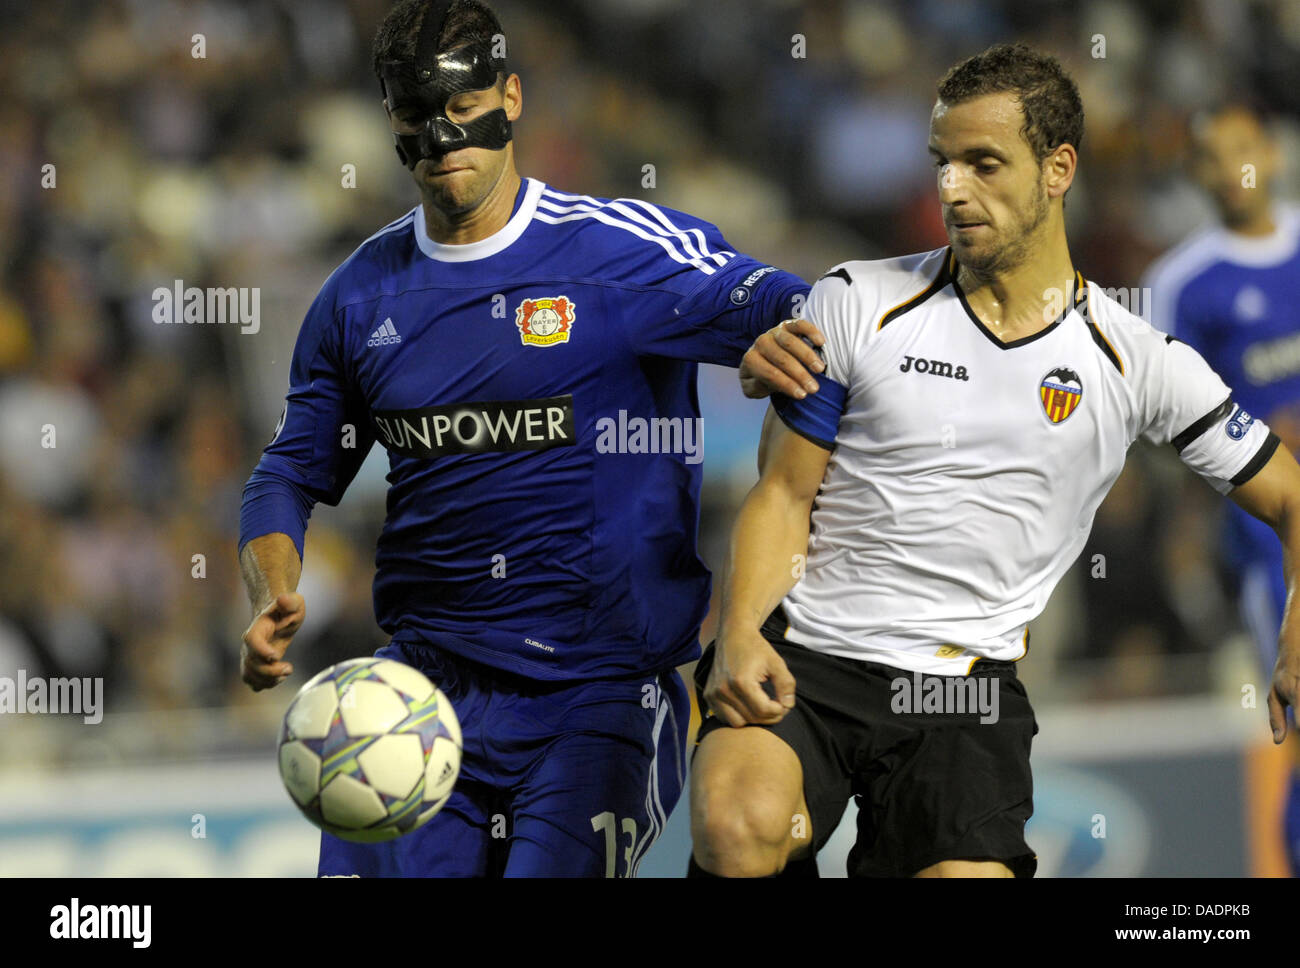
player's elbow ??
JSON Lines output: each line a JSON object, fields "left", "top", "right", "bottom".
{"left": 1272, "top": 488, "right": 1300, "bottom": 544}
{"left": 1233, "top": 443, "right": 1300, "bottom": 536}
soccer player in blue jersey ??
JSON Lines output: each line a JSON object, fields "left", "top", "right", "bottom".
{"left": 1143, "top": 103, "right": 1300, "bottom": 874}
{"left": 236, "top": 0, "right": 822, "bottom": 877}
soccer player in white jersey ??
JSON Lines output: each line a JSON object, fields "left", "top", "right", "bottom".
{"left": 687, "top": 43, "right": 1300, "bottom": 878}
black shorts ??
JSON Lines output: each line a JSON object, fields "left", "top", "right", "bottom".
{"left": 694, "top": 613, "right": 1039, "bottom": 878}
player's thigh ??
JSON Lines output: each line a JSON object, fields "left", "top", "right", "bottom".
{"left": 504, "top": 733, "right": 678, "bottom": 878}
{"left": 317, "top": 778, "right": 500, "bottom": 877}
{"left": 852, "top": 665, "right": 1037, "bottom": 878}
{"left": 690, "top": 723, "right": 810, "bottom": 857}
{"left": 504, "top": 671, "right": 689, "bottom": 878}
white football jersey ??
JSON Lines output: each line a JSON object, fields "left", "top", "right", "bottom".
{"left": 773, "top": 247, "right": 1278, "bottom": 674}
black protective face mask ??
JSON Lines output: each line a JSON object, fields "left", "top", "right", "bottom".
{"left": 377, "top": 1, "right": 512, "bottom": 170}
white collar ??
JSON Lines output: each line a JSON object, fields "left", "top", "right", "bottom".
{"left": 1213, "top": 204, "right": 1300, "bottom": 267}
{"left": 414, "top": 177, "right": 543, "bottom": 262}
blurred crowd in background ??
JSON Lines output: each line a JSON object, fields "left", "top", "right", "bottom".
{"left": 1, "top": 0, "right": 1297, "bottom": 733}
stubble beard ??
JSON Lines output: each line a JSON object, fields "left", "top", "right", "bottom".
{"left": 958, "top": 180, "right": 1051, "bottom": 279}
{"left": 418, "top": 159, "right": 503, "bottom": 219}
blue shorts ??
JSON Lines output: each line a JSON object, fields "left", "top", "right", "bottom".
{"left": 317, "top": 639, "right": 689, "bottom": 877}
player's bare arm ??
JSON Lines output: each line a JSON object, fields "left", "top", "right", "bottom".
{"left": 239, "top": 532, "right": 305, "bottom": 692}
{"left": 1227, "top": 446, "right": 1300, "bottom": 742}
{"left": 739, "top": 318, "right": 827, "bottom": 400}
{"left": 705, "top": 407, "right": 832, "bottom": 726}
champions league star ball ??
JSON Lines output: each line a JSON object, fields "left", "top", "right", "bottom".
{"left": 278, "top": 658, "right": 462, "bottom": 842}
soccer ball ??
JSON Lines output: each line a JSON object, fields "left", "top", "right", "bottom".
{"left": 277, "top": 657, "right": 462, "bottom": 843}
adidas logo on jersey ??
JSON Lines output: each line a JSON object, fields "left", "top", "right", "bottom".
{"left": 367, "top": 318, "right": 402, "bottom": 347}
{"left": 899, "top": 355, "right": 969, "bottom": 381}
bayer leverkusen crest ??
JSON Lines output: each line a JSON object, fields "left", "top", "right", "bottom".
{"left": 1039, "top": 366, "right": 1083, "bottom": 424}
{"left": 516, "top": 296, "right": 575, "bottom": 347}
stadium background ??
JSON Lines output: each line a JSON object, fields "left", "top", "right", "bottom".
{"left": 0, "top": 0, "right": 1297, "bottom": 876}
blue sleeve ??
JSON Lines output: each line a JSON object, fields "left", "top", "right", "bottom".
{"left": 767, "top": 271, "right": 854, "bottom": 449}
{"left": 613, "top": 203, "right": 809, "bottom": 365}
{"left": 238, "top": 278, "right": 376, "bottom": 563}
{"left": 771, "top": 377, "right": 848, "bottom": 450}
{"left": 649, "top": 257, "right": 809, "bottom": 366}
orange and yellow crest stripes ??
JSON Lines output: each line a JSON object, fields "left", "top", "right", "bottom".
{"left": 1039, "top": 366, "right": 1083, "bottom": 424}
{"left": 516, "top": 295, "right": 575, "bottom": 346}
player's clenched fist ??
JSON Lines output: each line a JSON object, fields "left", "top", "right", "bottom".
{"left": 704, "top": 627, "right": 797, "bottom": 727}
{"left": 241, "top": 592, "right": 305, "bottom": 691}
{"left": 739, "top": 317, "right": 827, "bottom": 400}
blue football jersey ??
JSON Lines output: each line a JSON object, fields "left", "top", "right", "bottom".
{"left": 240, "top": 177, "right": 808, "bottom": 681}
{"left": 1143, "top": 204, "right": 1300, "bottom": 645}
{"left": 1144, "top": 204, "right": 1300, "bottom": 421}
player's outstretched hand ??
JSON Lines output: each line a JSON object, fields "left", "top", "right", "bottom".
{"left": 739, "top": 318, "right": 826, "bottom": 400}
{"left": 705, "top": 626, "right": 796, "bottom": 727}
{"left": 1267, "top": 644, "right": 1300, "bottom": 743}
{"left": 241, "top": 592, "right": 305, "bottom": 692}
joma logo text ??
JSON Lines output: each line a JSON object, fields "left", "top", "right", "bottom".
{"left": 900, "top": 356, "right": 969, "bottom": 380}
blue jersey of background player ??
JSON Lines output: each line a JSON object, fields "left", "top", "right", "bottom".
{"left": 1143, "top": 103, "right": 1300, "bottom": 874}
{"left": 235, "top": 0, "right": 820, "bottom": 877}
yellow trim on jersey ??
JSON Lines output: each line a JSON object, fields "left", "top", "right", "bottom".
{"left": 1079, "top": 274, "right": 1126, "bottom": 375}
{"left": 963, "top": 627, "right": 1029, "bottom": 674}
{"left": 877, "top": 290, "right": 926, "bottom": 331}
{"left": 875, "top": 250, "right": 955, "bottom": 331}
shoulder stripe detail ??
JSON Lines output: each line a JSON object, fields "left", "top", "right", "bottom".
{"left": 540, "top": 192, "right": 725, "bottom": 267}
{"left": 1171, "top": 396, "right": 1233, "bottom": 453}
{"left": 877, "top": 249, "right": 953, "bottom": 330}
{"left": 361, "top": 211, "right": 416, "bottom": 247}
{"left": 539, "top": 191, "right": 730, "bottom": 269}
{"left": 617, "top": 197, "right": 730, "bottom": 268}
{"left": 1079, "top": 279, "right": 1125, "bottom": 375}
{"left": 1140, "top": 230, "right": 1229, "bottom": 335}
{"left": 533, "top": 205, "right": 730, "bottom": 275}
{"left": 1231, "top": 432, "right": 1281, "bottom": 487}
{"left": 1143, "top": 230, "right": 1223, "bottom": 285}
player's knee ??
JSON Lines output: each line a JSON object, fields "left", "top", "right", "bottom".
{"left": 691, "top": 773, "right": 799, "bottom": 877}
{"left": 913, "top": 859, "right": 1014, "bottom": 878}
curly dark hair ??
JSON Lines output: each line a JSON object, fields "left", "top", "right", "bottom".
{"left": 371, "top": 0, "right": 505, "bottom": 80}
{"left": 937, "top": 43, "right": 1083, "bottom": 161}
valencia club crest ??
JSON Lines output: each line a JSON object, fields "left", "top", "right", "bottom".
{"left": 516, "top": 296, "right": 575, "bottom": 347}
{"left": 1040, "top": 366, "right": 1083, "bottom": 424}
